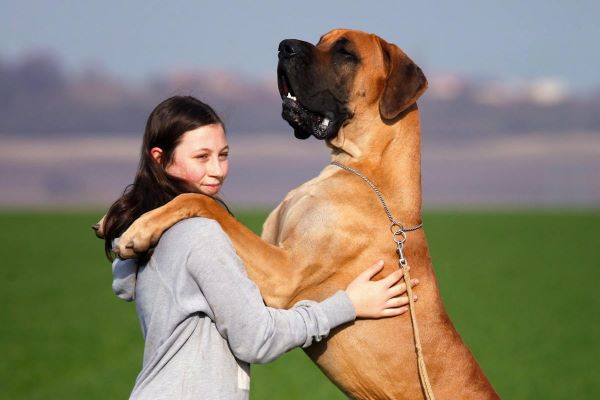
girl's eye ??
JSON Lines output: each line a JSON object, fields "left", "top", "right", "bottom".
{"left": 195, "top": 154, "right": 209, "bottom": 160}
{"left": 219, "top": 153, "right": 229, "bottom": 160}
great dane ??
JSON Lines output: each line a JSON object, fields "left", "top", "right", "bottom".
{"left": 107, "top": 29, "right": 499, "bottom": 399}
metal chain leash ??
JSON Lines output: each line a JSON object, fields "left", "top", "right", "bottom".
{"left": 330, "top": 160, "right": 436, "bottom": 400}
{"left": 331, "top": 160, "right": 422, "bottom": 234}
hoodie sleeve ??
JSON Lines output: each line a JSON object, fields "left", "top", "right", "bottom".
{"left": 181, "top": 218, "right": 356, "bottom": 364}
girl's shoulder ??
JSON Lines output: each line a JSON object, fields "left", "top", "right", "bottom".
{"left": 159, "top": 217, "right": 227, "bottom": 250}
{"left": 150, "top": 217, "right": 233, "bottom": 276}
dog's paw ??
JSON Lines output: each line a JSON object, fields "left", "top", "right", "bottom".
{"left": 114, "top": 239, "right": 139, "bottom": 259}
{"left": 115, "top": 216, "right": 159, "bottom": 259}
{"left": 92, "top": 215, "right": 106, "bottom": 239}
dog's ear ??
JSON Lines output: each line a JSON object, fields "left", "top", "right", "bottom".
{"left": 378, "top": 39, "right": 428, "bottom": 120}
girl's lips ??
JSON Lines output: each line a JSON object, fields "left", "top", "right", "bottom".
{"left": 201, "top": 183, "right": 222, "bottom": 192}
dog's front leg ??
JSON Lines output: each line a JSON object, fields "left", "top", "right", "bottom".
{"left": 115, "top": 193, "right": 225, "bottom": 258}
{"left": 116, "top": 193, "right": 299, "bottom": 308}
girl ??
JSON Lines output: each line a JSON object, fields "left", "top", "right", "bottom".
{"left": 102, "top": 96, "right": 418, "bottom": 399}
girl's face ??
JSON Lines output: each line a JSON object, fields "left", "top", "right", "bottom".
{"left": 153, "top": 124, "right": 229, "bottom": 196}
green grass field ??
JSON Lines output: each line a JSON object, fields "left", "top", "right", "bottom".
{"left": 1, "top": 210, "right": 598, "bottom": 399}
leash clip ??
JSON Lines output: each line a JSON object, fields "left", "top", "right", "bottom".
{"left": 396, "top": 241, "right": 408, "bottom": 268}
{"left": 392, "top": 221, "right": 408, "bottom": 267}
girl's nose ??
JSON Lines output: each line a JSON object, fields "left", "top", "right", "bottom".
{"left": 207, "top": 158, "right": 224, "bottom": 177}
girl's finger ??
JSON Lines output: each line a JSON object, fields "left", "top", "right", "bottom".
{"left": 357, "top": 260, "right": 385, "bottom": 281}
{"left": 388, "top": 278, "right": 419, "bottom": 297}
{"left": 381, "top": 306, "right": 409, "bottom": 317}
{"left": 381, "top": 268, "right": 404, "bottom": 287}
{"left": 385, "top": 295, "right": 416, "bottom": 308}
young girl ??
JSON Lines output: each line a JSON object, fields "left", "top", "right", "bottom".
{"left": 102, "top": 96, "right": 418, "bottom": 399}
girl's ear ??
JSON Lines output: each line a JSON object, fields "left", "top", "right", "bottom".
{"left": 150, "top": 147, "right": 163, "bottom": 164}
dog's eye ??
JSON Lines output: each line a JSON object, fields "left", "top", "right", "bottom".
{"left": 336, "top": 48, "right": 359, "bottom": 62}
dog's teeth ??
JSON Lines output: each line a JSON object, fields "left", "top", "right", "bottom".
{"left": 287, "top": 93, "right": 297, "bottom": 101}
{"left": 321, "top": 118, "right": 330, "bottom": 128}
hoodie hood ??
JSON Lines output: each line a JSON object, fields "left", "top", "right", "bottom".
{"left": 112, "top": 257, "right": 138, "bottom": 301}
{"left": 111, "top": 238, "right": 138, "bottom": 301}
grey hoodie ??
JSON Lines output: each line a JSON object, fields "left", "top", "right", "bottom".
{"left": 112, "top": 218, "right": 355, "bottom": 400}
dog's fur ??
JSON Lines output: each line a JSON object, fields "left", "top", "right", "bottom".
{"left": 109, "top": 30, "right": 499, "bottom": 399}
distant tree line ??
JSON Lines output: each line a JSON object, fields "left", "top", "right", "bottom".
{"left": 1, "top": 51, "right": 599, "bottom": 138}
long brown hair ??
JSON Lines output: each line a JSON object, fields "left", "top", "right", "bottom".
{"left": 103, "top": 95, "right": 226, "bottom": 260}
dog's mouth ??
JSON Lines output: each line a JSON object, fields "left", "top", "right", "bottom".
{"left": 277, "top": 69, "right": 338, "bottom": 140}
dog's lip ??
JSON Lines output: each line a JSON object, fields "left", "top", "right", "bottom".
{"left": 281, "top": 96, "right": 338, "bottom": 140}
{"left": 277, "top": 66, "right": 342, "bottom": 140}
{"left": 277, "top": 68, "right": 292, "bottom": 99}
{"left": 278, "top": 70, "right": 326, "bottom": 119}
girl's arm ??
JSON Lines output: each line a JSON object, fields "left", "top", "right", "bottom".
{"left": 183, "top": 218, "right": 414, "bottom": 364}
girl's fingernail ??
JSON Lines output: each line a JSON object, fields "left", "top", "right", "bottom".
{"left": 378, "top": 260, "right": 384, "bottom": 266}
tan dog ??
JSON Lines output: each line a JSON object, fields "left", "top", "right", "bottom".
{"left": 109, "top": 29, "right": 499, "bottom": 399}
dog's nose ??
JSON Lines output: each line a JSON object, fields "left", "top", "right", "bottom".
{"left": 278, "top": 39, "right": 304, "bottom": 60}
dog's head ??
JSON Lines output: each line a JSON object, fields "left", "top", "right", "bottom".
{"left": 277, "top": 29, "right": 428, "bottom": 141}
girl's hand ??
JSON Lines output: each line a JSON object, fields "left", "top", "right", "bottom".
{"left": 345, "top": 260, "right": 419, "bottom": 319}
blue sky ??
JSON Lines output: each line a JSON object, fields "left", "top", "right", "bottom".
{"left": 2, "top": 0, "right": 599, "bottom": 90}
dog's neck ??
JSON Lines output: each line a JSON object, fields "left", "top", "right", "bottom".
{"left": 328, "top": 104, "right": 423, "bottom": 225}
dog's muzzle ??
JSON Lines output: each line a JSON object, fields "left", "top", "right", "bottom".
{"left": 277, "top": 40, "right": 346, "bottom": 140}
